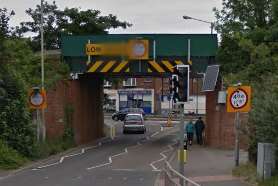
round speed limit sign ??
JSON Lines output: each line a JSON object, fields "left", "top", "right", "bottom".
{"left": 227, "top": 86, "right": 251, "bottom": 112}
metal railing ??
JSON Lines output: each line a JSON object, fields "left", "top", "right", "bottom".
{"left": 163, "top": 161, "right": 201, "bottom": 186}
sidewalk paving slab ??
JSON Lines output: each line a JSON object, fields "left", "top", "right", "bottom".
{"left": 170, "top": 145, "right": 248, "bottom": 186}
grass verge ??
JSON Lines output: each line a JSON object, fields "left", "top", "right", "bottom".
{"left": 233, "top": 162, "right": 278, "bottom": 186}
{"left": 0, "top": 140, "right": 27, "bottom": 170}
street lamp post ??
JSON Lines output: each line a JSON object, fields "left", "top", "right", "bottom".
{"left": 183, "top": 15, "right": 214, "bottom": 34}
{"left": 40, "top": 0, "right": 46, "bottom": 142}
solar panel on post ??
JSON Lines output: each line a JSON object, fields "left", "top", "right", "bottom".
{"left": 202, "top": 65, "right": 220, "bottom": 92}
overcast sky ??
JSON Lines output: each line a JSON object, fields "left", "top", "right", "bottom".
{"left": 1, "top": 0, "right": 222, "bottom": 34}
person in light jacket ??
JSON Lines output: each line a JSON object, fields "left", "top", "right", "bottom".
{"left": 185, "top": 120, "right": 194, "bottom": 146}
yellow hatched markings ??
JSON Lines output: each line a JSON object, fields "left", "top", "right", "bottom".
{"left": 113, "top": 61, "right": 128, "bottom": 73}
{"left": 148, "top": 61, "right": 165, "bottom": 73}
{"left": 86, "top": 61, "right": 91, "bottom": 66}
{"left": 100, "top": 61, "right": 116, "bottom": 72}
{"left": 125, "top": 68, "right": 130, "bottom": 72}
{"left": 162, "top": 60, "right": 174, "bottom": 72}
{"left": 88, "top": 61, "right": 103, "bottom": 72}
{"left": 175, "top": 60, "right": 183, "bottom": 65}
{"left": 148, "top": 68, "right": 152, "bottom": 73}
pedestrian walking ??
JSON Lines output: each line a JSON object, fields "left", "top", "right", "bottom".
{"left": 195, "top": 117, "right": 205, "bottom": 145}
{"left": 185, "top": 119, "right": 194, "bottom": 146}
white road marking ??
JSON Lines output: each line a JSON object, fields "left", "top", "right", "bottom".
{"left": 33, "top": 144, "right": 100, "bottom": 170}
{"left": 149, "top": 144, "right": 174, "bottom": 171}
{"left": 112, "top": 169, "right": 136, "bottom": 172}
{"left": 151, "top": 131, "right": 159, "bottom": 138}
{"left": 87, "top": 148, "right": 128, "bottom": 170}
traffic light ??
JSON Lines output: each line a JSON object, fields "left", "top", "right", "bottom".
{"left": 171, "top": 75, "right": 180, "bottom": 103}
{"left": 178, "top": 65, "right": 189, "bottom": 102}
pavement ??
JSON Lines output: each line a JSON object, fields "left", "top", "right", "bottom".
{"left": 170, "top": 144, "right": 249, "bottom": 186}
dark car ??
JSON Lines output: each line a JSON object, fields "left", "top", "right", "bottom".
{"left": 123, "top": 113, "right": 146, "bottom": 134}
{"left": 112, "top": 108, "right": 145, "bottom": 121}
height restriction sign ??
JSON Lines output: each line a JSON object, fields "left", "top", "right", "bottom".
{"left": 227, "top": 86, "right": 251, "bottom": 113}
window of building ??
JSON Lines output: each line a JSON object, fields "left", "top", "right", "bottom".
{"left": 123, "top": 78, "right": 136, "bottom": 87}
{"left": 104, "top": 80, "right": 112, "bottom": 87}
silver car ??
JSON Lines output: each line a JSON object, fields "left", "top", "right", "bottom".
{"left": 123, "top": 113, "right": 146, "bottom": 134}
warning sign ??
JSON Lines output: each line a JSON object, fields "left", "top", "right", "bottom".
{"left": 227, "top": 86, "right": 251, "bottom": 113}
{"left": 29, "top": 88, "right": 47, "bottom": 109}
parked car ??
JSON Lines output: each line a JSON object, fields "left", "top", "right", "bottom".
{"left": 112, "top": 108, "right": 145, "bottom": 121}
{"left": 123, "top": 113, "right": 146, "bottom": 134}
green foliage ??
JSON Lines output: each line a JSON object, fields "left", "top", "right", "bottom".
{"left": 0, "top": 65, "right": 36, "bottom": 157}
{"left": 259, "top": 175, "right": 278, "bottom": 186}
{"left": 19, "top": 1, "right": 132, "bottom": 50}
{"left": 0, "top": 8, "right": 15, "bottom": 38}
{"left": 215, "top": 0, "right": 278, "bottom": 173}
{"left": 248, "top": 76, "right": 278, "bottom": 165}
{"left": 0, "top": 140, "right": 27, "bottom": 170}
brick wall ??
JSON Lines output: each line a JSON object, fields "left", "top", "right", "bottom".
{"left": 205, "top": 82, "right": 248, "bottom": 149}
{"left": 45, "top": 77, "right": 104, "bottom": 145}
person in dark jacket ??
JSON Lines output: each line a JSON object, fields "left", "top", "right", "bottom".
{"left": 195, "top": 117, "right": 205, "bottom": 145}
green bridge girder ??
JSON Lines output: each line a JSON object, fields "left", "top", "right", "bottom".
{"left": 62, "top": 34, "right": 218, "bottom": 76}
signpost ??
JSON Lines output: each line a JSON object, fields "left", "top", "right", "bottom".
{"left": 227, "top": 86, "right": 251, "bottom": 166}
{"left": 29, "top": 87, "right": 47, "bottom": 141}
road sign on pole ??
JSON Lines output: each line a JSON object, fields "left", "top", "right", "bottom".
{"left": 227, "top": 86, "right": 251, "bottom": 113}
{"left": 29, "top": 88, "right": 47, "bottom": 109}
{"left": 227, "top": 85, "right": 251, "bottom": 167}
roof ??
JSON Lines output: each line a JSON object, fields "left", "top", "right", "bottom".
{"left": 62, "top": 34, "right": 218, "bottom": 57}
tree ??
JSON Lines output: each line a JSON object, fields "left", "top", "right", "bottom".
{"left": 19, "top": 1, "right": 132, "bottom": 51}
{"left": 0, "top": 8, "right": 15, "bottom": 64}
{"left": 0, "top": 8, "right": 15, "bottom": 38}
{"left": 214, "top": 0, "right": 278, "bottom": 166}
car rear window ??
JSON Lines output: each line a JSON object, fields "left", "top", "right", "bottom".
{"left": 125, "top": 115, "right": 142, "bottom": 121}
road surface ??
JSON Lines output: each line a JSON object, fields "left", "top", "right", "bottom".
{"left": 0, "top": 120, "right": 177, "bottom": 186}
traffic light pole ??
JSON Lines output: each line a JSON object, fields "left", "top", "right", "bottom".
{"left": 179, "top": 103, "right": 185, "bottom": 186}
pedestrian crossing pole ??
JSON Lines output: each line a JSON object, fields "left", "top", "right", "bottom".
{"left": 178, "top": 103, "right": 185, "bottom": 186}
{"left": 167, "top": 111, "right": 173, "bottom": 127}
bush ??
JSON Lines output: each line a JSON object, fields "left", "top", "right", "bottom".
{"left": 0, "top": 65, "right": 36, "bottom": 157}
{"left": 248, "top": 76, "right": 278, "bottom": 168}
{"left": 0, "top": 140, "right": 27, "bottom": 169}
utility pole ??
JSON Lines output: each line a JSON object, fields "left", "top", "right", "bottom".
{"left": 40, "top": 0, "right": 46, "bottom": 141}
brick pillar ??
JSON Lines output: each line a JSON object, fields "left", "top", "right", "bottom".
{"left": 71, "top": 76, "right": 104, "bottom": 145}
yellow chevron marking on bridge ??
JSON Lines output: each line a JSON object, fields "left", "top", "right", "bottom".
{"left": 88, "top": 61, "right": 103, "bottom": 72}
{"left": 100, "top": 61, "right": 116, "bottom": 72}
{"left": 162, "top": 60, "right": 174, "bottom": 72}
{"left": 175, "top": 60, "right": 183, "bottom": 65}
{"left": 113, "top": 61, "right": 128, "bottom": 72}
{"left": 149, "top": 61, "right": 165, "bottom": 73}
{"left": 125, "top": 68, "right": 130, "bottom": 72}
{"left": 148, "top": 68, "right": 152, "bottom": 73}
